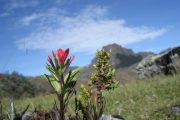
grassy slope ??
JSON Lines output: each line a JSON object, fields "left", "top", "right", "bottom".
{"left": 104, "top": 74, "right": 180, "bottom": 119}
{"left": 1, "top": 74, "right": 180, "bottom": 120}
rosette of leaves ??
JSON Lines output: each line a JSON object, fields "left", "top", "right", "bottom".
{"left": 42, "top": 48, "right": 82, "bottom": 120}
{"left": 78, "top": 85, "right": 104, "bottom": 120}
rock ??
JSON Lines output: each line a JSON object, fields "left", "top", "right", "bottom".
{"left": 22, "top": 112, "right": 33, "bottom": 120}
{"left": 169, "top": 105, "right": 180, "bottom": 115}
{"left": 101, "top": 114, "right": 125, "bottom": 120}
{"left": 136, "top": 55, "right": 161, "bottom": 79}
{"left": 136, "top": 46, "right": 180, "bottom": 79}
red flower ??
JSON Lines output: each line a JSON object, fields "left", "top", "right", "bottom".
{"left": 69, "top": 56, "right": 75, "bottom": 64}
{"left": 58, "top": 48, "right": 69, "bottom": 63}
{"left": 52, "top": 51, "right": 56, "bottom": 58}
{"left": 48, "top": 55, "right": 55, "bottom": 68}
{"left": 48, "top": 48, "right": 74, "bottom": 68}
{"left": 48, "top": 56, "right": 53, "bottom": 64}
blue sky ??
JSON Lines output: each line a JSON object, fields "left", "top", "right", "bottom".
{"left": 0, "top": 0, "right": 180, "bottom": 76}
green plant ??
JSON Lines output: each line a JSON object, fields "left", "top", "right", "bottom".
{"left": 6, "top": 102, "right": 30, "bottom": 120}
{"left": 0, "top": 72, "right": 36, "bottom": 99}
{"left": 78, "top": 49, "right": 118, "bottom": 120}
{"left": 42, "top": 48, "right": 81, "bottom": 120}
{"left": 0, "top": 101, "right": 2, "bottom": 120}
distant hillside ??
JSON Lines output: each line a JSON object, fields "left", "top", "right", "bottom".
{"left": 79, "top": 43, "right": 155, "bottom": 83}
{"left": 0, "top": 72, "right": 51, "bottom": 99}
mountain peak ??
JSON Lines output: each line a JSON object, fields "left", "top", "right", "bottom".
{"left": 90, "top": 43, "right": 150, "bottom": 69}
{"left": 102, "top": 43, "right": 134, "bottom": 55}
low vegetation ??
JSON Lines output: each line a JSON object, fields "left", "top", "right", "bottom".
{"left": 0, "top": 72, "right": 51, "bottom": 99}
{"left": 1, "top": 74, "right": 180, "bottom": 119}
{"left": 104, "top": 74, "right": 180, "bottom": 120}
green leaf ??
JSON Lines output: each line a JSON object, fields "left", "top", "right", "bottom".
{"left": 46, "top": 65, "right": 55, "bottom": 74}
{"left": 112, "top": 68, "right": 115, "bottom": 75}
{"left": 54, "top": 57, "right": 59, "bottom": 69}
{"left": 64, "top": 81, "right": 76, "bottom": 92}
{"left": 64, "top": 67, "right": 83, "bottom": 83}
{"left": 9, "top": 102, "right": 16, "bottom": 120}
{"left": 46, "top": 65, "right": 60, "bottom": 81}
{"left": 42, "top": 74, "right": 61, "bottom": 93}
{"left": 41, "top": 74, "right": 48, "bottom": 81}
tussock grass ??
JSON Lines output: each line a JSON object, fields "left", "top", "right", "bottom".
{"left": 1, "top": 94, "right": 57, "bottom": 114}
{"left": 104, "top": 74, "right": 180, "bottom": 119}
{"left": 1, "top": 74, "right": 180, "bottom": 119}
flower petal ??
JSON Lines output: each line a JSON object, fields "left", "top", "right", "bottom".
{"left": 69, "top": 56, "right": 75, "bottom": 64}
{"left": 62, "top": 48, "right": 69, "bottom": 62}
{"left": 48, "top": 56, "right": 52, "bottom": 63}
{"left": 52, "top": 51, "right": 56, "bottom": 58}
{"left": 58, "top": 48, "right": 64, "bottom": 62}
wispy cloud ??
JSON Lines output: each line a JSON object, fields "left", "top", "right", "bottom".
{"left": 0, "top": 12, "right": 9, "bottom": 17}
{"left": 16, "top": 6, "right": 167, "bottom": 54}
{"left": 21, "top": 7, "right": 66, "bottom": 26}
{"left": 6, "top": 0, "right": 39, "bottom": 10}
{"left": 0, "top": 0, "right": 39, "bottom": 17}
{"left": 21, "top": 13, "right": 42, "bottom": 26}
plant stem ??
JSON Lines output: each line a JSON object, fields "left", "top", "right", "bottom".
{"left": 60, "top": 94, "right": 65, "bottom": 120}
{"left": 59, "top": 74, "right": 65, "bottom": 120}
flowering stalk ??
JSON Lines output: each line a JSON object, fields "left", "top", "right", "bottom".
{"left": 42, "top": 48, "right": 81, "bottom": 120}
{"left": 78, "top": 49, "right": 118, "bottom": 120}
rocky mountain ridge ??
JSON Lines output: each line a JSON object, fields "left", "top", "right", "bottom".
{"left": 79, "top": 43, "right": 155, "bottom": 83}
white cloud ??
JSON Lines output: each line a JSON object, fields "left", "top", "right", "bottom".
{"left": 21, "top": 7, "right": 66, "bottom": 26}
{"left": 6, "top": 0, "right": 39, "bottom": 10}
{"left": 16, "top": 6, "right": 167, "bottom": 54}
{"left": 21, "top": 13, "right": 41, "bottom": 25}
{"left": 0, "top": 12, "right": 9, "bottom": 17}
{"left": 0, "top": 0, "right": 39, "bottom": 17}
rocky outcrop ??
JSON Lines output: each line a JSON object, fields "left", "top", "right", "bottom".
{"left": 101, "top": 114, "right": 125, "bottom": 120}
{"left": 102, "top": 44, "right": 143, "bottom": 69}
{"left": 90, "top": 43, "right": 154, "bottom": 69}
{"left": 79, "top": 43, "right": 154, "bottom": 83}
{"left": 136, "top": 46, "right": 180, "bottom": 79}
